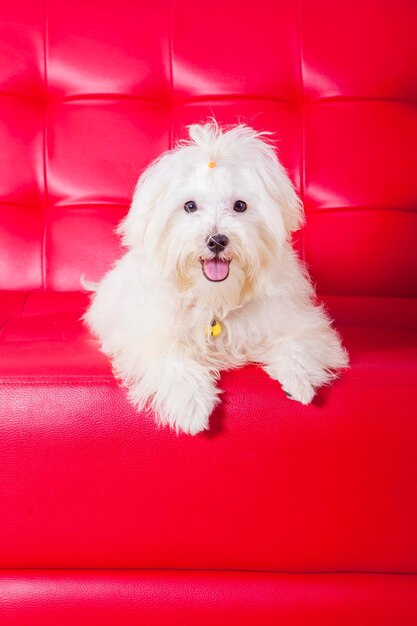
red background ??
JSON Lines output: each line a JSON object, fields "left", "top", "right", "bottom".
{"left": 0, "top": 1, "right": 416, "bottom": 623}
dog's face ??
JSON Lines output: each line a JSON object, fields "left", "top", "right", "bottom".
{"left": 118, "top": 122, "right": 303, "bottom": 309}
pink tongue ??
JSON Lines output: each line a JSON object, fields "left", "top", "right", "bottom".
{"left": 203, "top": 258, "right": 230, "bottom": 281}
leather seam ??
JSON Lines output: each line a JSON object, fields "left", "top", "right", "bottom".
{"left": 0, "top": 378, "right": 414, "bottom": 387}
{"left": 0, "top": 568, "right": 416, "bottom": 575}
{"left": 0, "top": 92, "right": 413, "bottom": 106}
{"left": 169, "top": 0, "right": 174, "bottom": 148}
{"left": 0, "top": 378, "right": 116, "bottom": 385}
{"left": 296, "top": 0, "right": 306, "bottom": 267}
{"left": 41, "top": 0, "right": 49, "bottom": 290}
{"left": 19, "top": 291, "right": 32, "bottom": 318}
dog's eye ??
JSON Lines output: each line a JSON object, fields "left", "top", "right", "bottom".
{"left": 184, "top": 200, "right": 198, "bottom": 213}
{"left": 233, "top": 200, "right": 247, "bottom": 213}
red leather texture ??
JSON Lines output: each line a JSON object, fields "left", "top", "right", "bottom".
{"left": 0, "top": 0, "right": 416, "bottom": 622}
{"left": 1, "top": 572, "right": 417, "bottom": 626}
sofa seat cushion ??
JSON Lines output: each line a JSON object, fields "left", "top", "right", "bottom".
{"left": 0, "top": 291, "right": 416, "bottom": 571}
{"left": 2, "top": 571, "right": 417, "bottom": 626}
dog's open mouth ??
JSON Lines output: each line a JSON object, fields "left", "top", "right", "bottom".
{"left": 201, "top": 258, "right": 231, "bottom": 282}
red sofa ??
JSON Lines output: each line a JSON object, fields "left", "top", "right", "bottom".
{"left": 1, "top": 1, "right": 416, "bottom": 623}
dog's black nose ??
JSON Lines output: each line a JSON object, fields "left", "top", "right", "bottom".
{"left": 206, "top": 233, "right": 229, "bottom": 254}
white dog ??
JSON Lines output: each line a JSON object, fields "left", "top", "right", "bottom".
{"left": 84, "top": 121, "right": 348, "bottom": 435}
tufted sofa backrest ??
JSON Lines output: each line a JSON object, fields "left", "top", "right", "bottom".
{"left": 1, "top": 0, "right": 416, "bottom": 297}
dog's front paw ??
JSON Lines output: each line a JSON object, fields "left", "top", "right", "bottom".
{"left": 169, "top": 396, "right": 215, "bottom": 435}
{"left": 282, "top": 375, "right": 315, "bottom": 405}
{"left": 127, "top": 354, "right": 220, "bottom": 435}
{"left": 159, "top": 375, "right": 220, "bottom": 435}
{"left": 264, "top": 362, "right": 316, "bottom": 405}
{"left": 127, "top": 357, "right": 220, "bottom": 435}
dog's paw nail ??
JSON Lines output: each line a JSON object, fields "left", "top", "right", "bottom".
{"left": 284, "top": 390, "right": 293, "bottom": 399}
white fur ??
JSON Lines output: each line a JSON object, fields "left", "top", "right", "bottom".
{"left": 84, "top": 121, "right": 348, "bottom": 435}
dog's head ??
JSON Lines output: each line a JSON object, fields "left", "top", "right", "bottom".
{"left": 118, "top": 121, "right": 303, "bottom": 311}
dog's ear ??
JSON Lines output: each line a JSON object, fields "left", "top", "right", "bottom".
{"left": 255, "top": 140, "right": 304, "bottom": 236}
{"left": 117, "top": 155, "right": 169, "bottom": 249}
{"left": 245, "top": 129, "right": 304, "bottom": 236}
{"left": 274, "top": 162, "right": 304, "bottom": 234}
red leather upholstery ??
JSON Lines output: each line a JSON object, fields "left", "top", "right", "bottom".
{"left": 2, "top": 572, "right": 417, "bottom": 626}
{"left": 0, "top": 1, "right": 416, "bottom": 623}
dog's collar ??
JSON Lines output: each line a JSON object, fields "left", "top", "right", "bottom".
{"left": 206, "top": 319, "right": 222, "bottom": 337}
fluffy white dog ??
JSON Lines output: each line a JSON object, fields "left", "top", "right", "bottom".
{"left": 84, "top": 121, "right": 348, "bottom": 435}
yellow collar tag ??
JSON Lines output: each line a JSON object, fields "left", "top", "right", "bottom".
{"left": 206, "top": 319, "right": 222, "bottom": 337}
